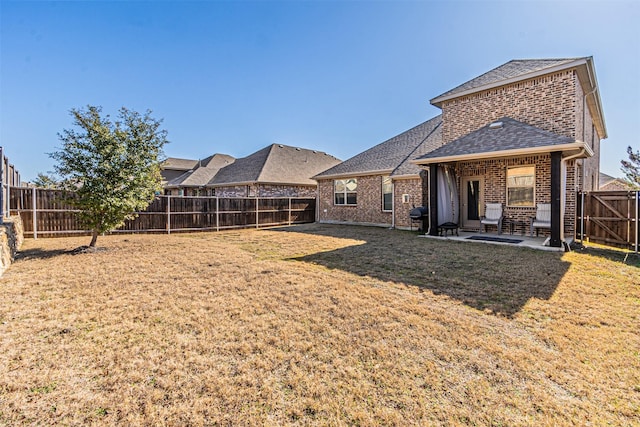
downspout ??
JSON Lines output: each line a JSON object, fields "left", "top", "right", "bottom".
{"left": 426, "top": 168, "right": 431, "bottom": 235}
{"left": 391, "top": 179, "right": 395, "bottom": 229}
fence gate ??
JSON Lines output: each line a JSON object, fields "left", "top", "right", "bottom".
{"left": 577, "top": 190, "right": 639, "bottom": 251}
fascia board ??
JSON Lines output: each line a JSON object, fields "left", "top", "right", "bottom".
{"left": 313, "top": 169, "right": 394, "bottom": 180}
{"left": 389, "top": 174, "right": 421, "bottom": 180}
{"left": 578, "top": 57, "right": 608, "bottom": 139}
{"left": 411, "top": 141, "right": 593, "bottom": 165}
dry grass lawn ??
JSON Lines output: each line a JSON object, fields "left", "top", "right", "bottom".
{"left": 1, "top": 224, "right": 639, "bottom": 426}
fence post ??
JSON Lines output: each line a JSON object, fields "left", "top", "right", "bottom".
{"left": 579, "top": 191, "right": 585, "bottom": 243}
{"left": 0, "top": 147, "right": 4, "bottom": 221}
{"left": 288, "top": 198, "right": 292, "bottom": 225}
{"left": 215, "top": 196, "right": 219, "bottom": 232}
{"left": 166, "top": 195, "right": 171, "bottom": 234}
{"left": 634, "top": 191, "right": 640, "bottom": 253}
{"left": 256, "top": 196, "right": 259, "bottom": 229}
{"left": 32, "top": 187, "right": 38, "bottom": 239}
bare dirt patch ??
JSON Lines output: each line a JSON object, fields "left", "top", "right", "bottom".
{"left": 1, "top": 224, "right": 638, "bottom": 425}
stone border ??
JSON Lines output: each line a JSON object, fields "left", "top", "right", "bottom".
{"left": 0, "top": 216, "right": 24, "bottom": 277}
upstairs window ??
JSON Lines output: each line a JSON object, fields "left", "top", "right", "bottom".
{"left": 382, "top": 176, "right": 393, "bottom": 211}
{"left": 334, "top": 179, "right": 357, "bottom": 205}
{"left": 507, "top": 166, "right": 535, "bottom": 207}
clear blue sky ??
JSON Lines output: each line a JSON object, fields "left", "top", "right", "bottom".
{"left": 1, "top": 0, "right": 639, "bottom": 182}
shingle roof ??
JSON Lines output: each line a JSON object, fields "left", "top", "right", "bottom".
{"left": 166, "top": 154, "right": 235, "bottom": 187}
{"left": 598, "top": 172, "right": 632, "bottom": 190}
{"left": 414, "top": 117, "right": 575, "bottom": 162}
{"left": 161, "top": 157, "right": 199, "bottom": 171}
{"left": 431, "top": 58, "right": 586, "bottom": 105}
{"left": 314, "top": 115, "right": 443, "bottom": 179}
{"left": 209, "top": 144, "right": 341, "bottom": 186}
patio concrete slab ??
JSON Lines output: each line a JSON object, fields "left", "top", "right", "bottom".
{"left": 418, "top": 230, "right": 568, "bottom": 252}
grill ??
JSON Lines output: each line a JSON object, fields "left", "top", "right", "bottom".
{"left": 409, "top": 206, "right": 429, "bottom": 232}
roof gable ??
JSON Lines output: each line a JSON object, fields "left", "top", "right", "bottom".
{"left": 431, "top": 58, "right": 584, "bottom": 105}
{"left": 210, "top": 144, "right": 341, "bottom": 186}
{"left": 161, "top": 157, "right": 199, "bottom": 171}
{"left": 167, "top": 154, "right": 235, "bottom": 187}
{"left": 315, "top": 115, "right": 442, "bottom": 179}
{"left": 430, "top": 56, "right": 607, "bottom": 140}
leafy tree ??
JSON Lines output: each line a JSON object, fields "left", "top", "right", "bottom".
{"left": 32, "top": 172, "right": 60, "bottom": 189}
{"left": 51, "top": 105, "right": 168, "bottom": 247}
{"left": 621, "top": 145, "right": 640, "bottom": 189}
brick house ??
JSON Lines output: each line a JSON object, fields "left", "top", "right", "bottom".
{"left": 314, "top": 116, "right": 443, "bottom": 229}
{"left": 317, "top": 57, "right": 607, "bottom": 249}
{"left": 160, "top": 157, "right": 199, "bottom": 185}
{"left": 599, "top": 172, "right": 633, "bottom": 191}
{"left": 164, "top": 153, "right": 235, "bottom": 196}
{"left": 208, "top": 144, "right": 341, "bottom": 197}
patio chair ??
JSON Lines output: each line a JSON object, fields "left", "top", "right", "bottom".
{"left": 530, "top": 203, "right": 551, "bottom": 237}
{"left": 480, "top": 203, "right": 503, "bottom": 234}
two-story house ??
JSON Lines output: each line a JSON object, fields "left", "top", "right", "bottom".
{"left": 315, "top": 57, "right": 606, "bottom": 249}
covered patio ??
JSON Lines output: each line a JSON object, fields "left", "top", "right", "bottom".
{"left": 419, "top": 229, "right": 567, "bottom": 252}
{"left": 411, "top": 117, "right": 594, "bottom": 252}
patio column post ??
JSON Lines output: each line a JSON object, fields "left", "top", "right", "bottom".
{"left": 550, "top": 151, "right": 562, "bottom": 248}
{"left": 429, "top": 164, "right": 439, "bottom": 236}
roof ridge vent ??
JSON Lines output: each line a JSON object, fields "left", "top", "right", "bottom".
{"left": 489, "top": 121, "right": 504, "bottom": 129}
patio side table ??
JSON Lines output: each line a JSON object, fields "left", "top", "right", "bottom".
{"left": 506, "top": 218, "right": 526, "bottom": 235}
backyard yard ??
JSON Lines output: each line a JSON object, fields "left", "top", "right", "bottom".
{"left": 0, "top": 223, "right": 638, "bottom": 426}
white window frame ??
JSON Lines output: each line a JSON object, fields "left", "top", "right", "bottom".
{"left": 334, "top": 179, "right": 357, "bottom": 206}
{"left": 382, "top": 176, "right": 393, "bottom": 212}
{"left": 506, "top": 165, "right": 535, "bottom": 207}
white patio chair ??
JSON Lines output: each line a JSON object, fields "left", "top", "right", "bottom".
{"left": 480, "top": 203, "right": 503, "bottom": 234}
{"left": 530, "top": 203, "right": 551, "bottom": 237}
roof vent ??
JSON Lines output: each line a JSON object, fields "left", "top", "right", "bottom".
{"left": 278, "top": 144, "right": 284, "bottom": 148}
{"left": 489, "top": 121, "right": 503, "bottom": 129}
{"left": 295, "top": 147, "right": 301, "bottom": 151}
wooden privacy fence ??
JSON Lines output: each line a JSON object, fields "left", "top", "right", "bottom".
{"left": 576, "top": 190, "right": 639, "bottom": 252}
{"left": 9, "top": 187, "right": 316, "bottom": 238}
{"left": 0, "top": 147, "right": 22, "bottom": 219}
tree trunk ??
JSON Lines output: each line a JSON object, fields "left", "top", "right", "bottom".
{"left": 89, "top": 230, "right": 99, "bottom": 247}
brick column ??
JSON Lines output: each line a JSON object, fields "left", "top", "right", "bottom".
{"left": 429, "top": 164, "right": 439, "bottom": 236}
{"left": 550, "top": 151, "right": 562, "bottom": 247}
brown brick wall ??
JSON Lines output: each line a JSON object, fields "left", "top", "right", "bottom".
{"left": 447, "top": 155, "right": 578, "bottom": 236}
{"left": 393, "top": 177, "right": 424, "bottom": 229}
{"left": 441, "top": 70, "right": 578, "bottom": 144}
{"left": 565, "top": 159, "right": 577, "bottom": 238}
{"left": 575, "top": 78, "right": 601, "bottom": 191}
{"left": 454, "top": 156, "right": 551, "bottom": 234}
{"left": 317, "top": 175, "right": 392, "bottom": 226}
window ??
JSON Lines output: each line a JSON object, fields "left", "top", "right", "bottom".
{"left": 507, "top": 166, "right": 535, "bottom": 207}
{"left": 334, "top": 179, "right": 357, "bottom": 205}
{"left": 382, "top": 176, "right": 393, "bottom": 211}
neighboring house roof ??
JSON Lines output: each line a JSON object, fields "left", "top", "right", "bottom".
{"left": 314, "top": 115, "right": 443, "bottom": 179}
{"left": 165, "top": 154, "right": 235, "bottom": 188}
{"left": 209, "top": 144, "right": 341, "bottom": 186}
{"left": 430, "top": 57, "right": 607, "bottom": 139}
{"left": 413, "top": 117, "right": 593, "bottom": 165}
{"left": 161, "top": 157, "right": 199, "bottom": 171}
{"left": 599, "top": 172, "right": 633, "bottom": 191}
